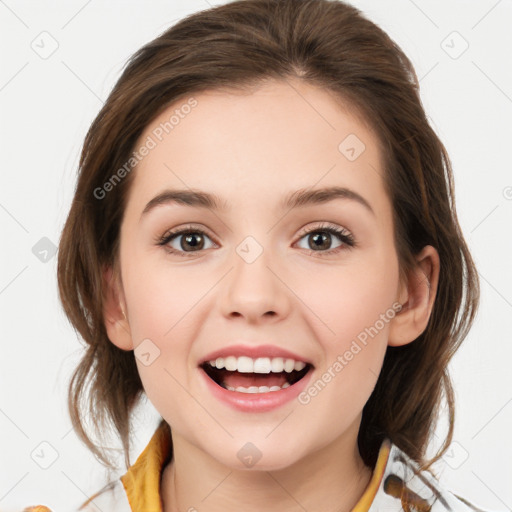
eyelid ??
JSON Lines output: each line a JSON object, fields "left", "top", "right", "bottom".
{"left": 295, "top": 221, "right": 351, "bottom": 238}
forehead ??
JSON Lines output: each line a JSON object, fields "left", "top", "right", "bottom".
{"left": 125, "top": 79, "right": 389, "bottom": 219}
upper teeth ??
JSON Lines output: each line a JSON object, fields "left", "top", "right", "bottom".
{"left": 208, "top": 356, "right": 307, "bottom": 373}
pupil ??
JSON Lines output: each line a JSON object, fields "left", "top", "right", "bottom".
{"left": 311, "top": 232, "right": 329, "bottom": 250}
{"left": 184, "top": 233, "right": 203, "bottom": 250}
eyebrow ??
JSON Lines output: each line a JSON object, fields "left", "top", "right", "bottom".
{"left": 140, "top": 185, "right": 375, "bottom": 219}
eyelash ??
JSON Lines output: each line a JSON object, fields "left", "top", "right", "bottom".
{"left": 156, "top": 222, "right": 356, "bottom": 258}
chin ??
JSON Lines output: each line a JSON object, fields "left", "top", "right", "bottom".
{"left": 207, "top": 440, "right": 307, "bottom": 472}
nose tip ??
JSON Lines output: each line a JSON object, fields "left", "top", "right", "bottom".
{"left": 220, "top": 255, "right": 290, "bottom": 324}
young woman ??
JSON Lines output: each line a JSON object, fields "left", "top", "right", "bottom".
{"left": 25, "top": 0, "right": 493, "bottom": 510}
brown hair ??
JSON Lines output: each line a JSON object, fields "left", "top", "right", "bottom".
{"left": 57, "top": 0, "right": 479, "bottom": 476}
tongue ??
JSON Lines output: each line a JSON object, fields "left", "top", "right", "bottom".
{"left": 222, "top": 370, "right": 289, "bottom": 388}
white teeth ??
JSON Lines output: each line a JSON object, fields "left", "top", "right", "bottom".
{"left": 225, "top": 382, "right": 291, "bottom": 393}
{"left": 284, "top": 358, "right": 295, "bottom": 373}
{"left": 294, "top": 361, "right": 306, "bottom": 371}
{"left": 271, "top": 357, "right": 284, "bottom": 372}
{"left": 253, "top": 357, "right": 271, "bottom": 373}
{"left": 224, "top": 356, "right": 237, "bottom": 371}
{"left": 208, "top": 356, "right": 308, "bottom": 373}
{"left": 237, "top": 356, "right": 254, "bottom": 373}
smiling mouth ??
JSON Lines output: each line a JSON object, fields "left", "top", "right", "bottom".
{"left": 200, "top": 362, "right": 313, "bottom": 393}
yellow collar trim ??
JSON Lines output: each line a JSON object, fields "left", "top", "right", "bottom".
{"left": 121, "top": 420, "right": 171, "bottom": 512}
{"left": 352, "top": 439, "right": 391, "bottom": 512}
{"left": 121, "top": 422, "right": 390, "bottom": 512}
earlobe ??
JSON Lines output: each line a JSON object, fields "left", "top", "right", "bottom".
{"left": 102, "top": 264, "right": 134, "bottom": 351}
{"left": 388, "top": 245, "right": 440, "bottom": 347}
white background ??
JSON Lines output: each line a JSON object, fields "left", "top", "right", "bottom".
{"left": 0, "top": 1, "right": 511, "bottom": 510}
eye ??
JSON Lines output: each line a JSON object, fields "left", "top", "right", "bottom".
{"left": 157, "top": 224, "right": 216, "bottom": 257}
{"left": 156, "top": 222, "right": 356, "bottom": 258}
{"left": 295, "top": 222, "right": 355, "bottom": 257}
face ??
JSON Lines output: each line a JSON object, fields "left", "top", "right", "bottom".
{"left": 109, "top": 79, "right": 410, "bottom": 471}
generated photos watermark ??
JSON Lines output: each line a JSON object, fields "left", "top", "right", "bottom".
{"left": 298, "top": 301, "right": 403, "bottom": 405}
{"left": 93, "top": 97, "right": 198, "bottom": 200}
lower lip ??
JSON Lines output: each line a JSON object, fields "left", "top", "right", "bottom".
{"left": 199, "top": 366, "right": 314, "bottom": 413}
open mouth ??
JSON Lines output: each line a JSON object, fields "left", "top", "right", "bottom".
{"left": 200, "top": 361, "right": 313, "bottom": 393}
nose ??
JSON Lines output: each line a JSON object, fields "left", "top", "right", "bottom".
{"left": 219, "top": 244, "right": 292, "bottom": 325}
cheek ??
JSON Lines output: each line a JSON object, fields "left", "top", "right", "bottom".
{"left": 128, "top": 288, "right": 195, "bottom": 423}
{"left": 123, "top": 257, "right": 204, "bottom": 340}
{"left": 296, "top": 254, "right": 398, "bottom": 408}
{"left": 297, "top": 255, "right": 400, "bottom": 345}
{"left": 121, "top": 266, "right": 197, "bottom": 398}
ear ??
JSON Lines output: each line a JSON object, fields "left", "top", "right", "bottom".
{"left": 102, "top": 264, "right": 134, "bottom": 351}
{"left": 388, "top": 245, "right": 440, "bottom": 347}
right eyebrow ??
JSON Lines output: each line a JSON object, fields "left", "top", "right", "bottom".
{"left": 141, "top": 189, "right": 228, "bottom": 219}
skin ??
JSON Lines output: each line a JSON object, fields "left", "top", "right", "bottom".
{"left": 103, "top": 78, "right": 440, "bottom": 512}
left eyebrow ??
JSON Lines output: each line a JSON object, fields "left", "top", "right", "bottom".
{"left": 283, "top": 186, "right": 375, "bottom": 216}
{"left": 140, "top": 185, "right": 375, "bottom": 220}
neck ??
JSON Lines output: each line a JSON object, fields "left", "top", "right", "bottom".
{"left": 161, "top": 424, "right": 373, "bottom": 512}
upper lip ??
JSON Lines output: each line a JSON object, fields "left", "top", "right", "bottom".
{"left": 200, "top": 344, "right": 313, "bottom": 366}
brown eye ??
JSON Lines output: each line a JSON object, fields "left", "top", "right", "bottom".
{"left": 178, "top": 232, "right": 206, "bottom": 251}
{"left": 158, "top": 227, "right": 216, "bottom": 257}
{"left": 295, "top": 224, "right": 355, "bottom": 256}
{"left": 306, "top": 231, "right": 336, "bottom": 251}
